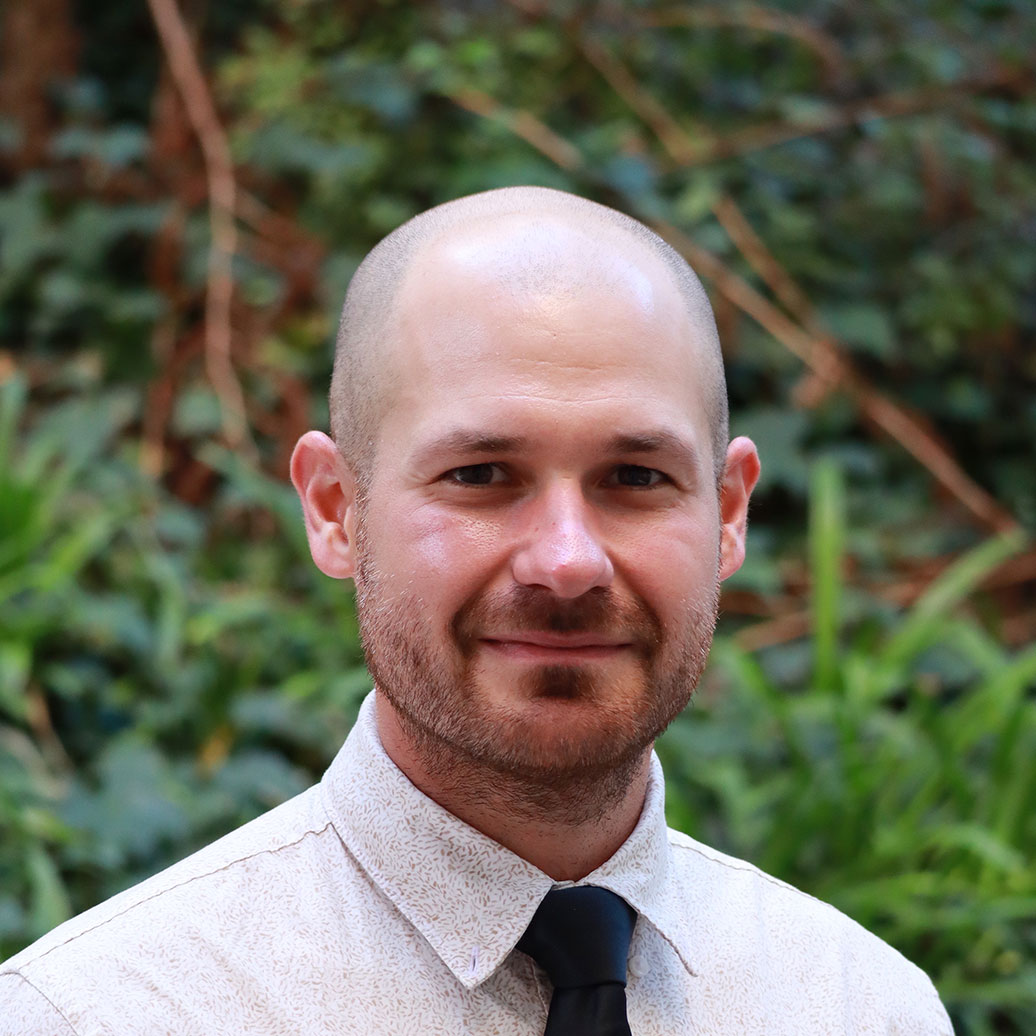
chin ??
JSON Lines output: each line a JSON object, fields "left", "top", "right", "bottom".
{"left": 466, "top": 668, "right": 675, "bottom": 773}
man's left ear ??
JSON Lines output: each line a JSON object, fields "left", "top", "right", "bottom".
{"left": 290, "top": 431, "right": 359, "bottom": 580}
{"left": 718, "top": 436, "right": 761, "bottom": 581}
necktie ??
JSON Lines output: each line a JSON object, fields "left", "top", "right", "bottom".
{"left": 518, "top": 886, "right": 638, "bottom": 1036}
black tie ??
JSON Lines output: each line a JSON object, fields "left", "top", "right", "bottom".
{"left": 518, "top": 886, "right": 638, "bottom": 1036}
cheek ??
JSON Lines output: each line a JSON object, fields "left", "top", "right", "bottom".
{"left": 385, "top": 506, "right": 508, "bottom": 594}
{"left": 621, "top": 513, "right": 721, "bottom": 607}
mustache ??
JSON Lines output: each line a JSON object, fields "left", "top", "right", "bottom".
{"left": 452, "top": 585, "right": 662, "bottom": 655}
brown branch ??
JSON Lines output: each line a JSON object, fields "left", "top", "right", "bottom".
{"left": 0, "top": 0, "right": 78, "bottom": 171}
{"left": 652, "top": 220, "right": 1022, "bottom": 535}
{"left": 146, "top": 0, "right": 254, "bottom": 455}
{"left": 236, "top": 189, "right": 317, "bottom": 247}
{"left": 732, "top": 610, "right": 812, "bottom": 652}
{"left": 729, "top": 547, "right": 1036, "bottom": 651}
{"left": 579, "top": 35, "right": 705, "bottom": 166}
{"left": 710, "top": 195, "right": 825, "bottom": 335}
{"left": 26, "top": 686, "right": 74, "bottom": 776}
{"left": 578, "top": 34, "right": 824, "bottom": 329}
{"left": 514, "top": 0, "right": 848, "bottom": 84}
{"left": 442, "top": 60, "right": 1023, "bottom": 535}
{"left": 446, "top": 87, "right": 584, "bottom": 171}
{"left": 709, "top": 193, "right": 840, "bottom": 412}
{"left": 1003, "top": 607, "right": 1036, "bottom": 648}
{"left": 632, "top": 5, "right": 846, "bottom": 86}
{"left": 697, "top": 70, "right": 1027, "bottom": 166}
{"left": 140, "top": 200, "right": 188, "bottom": 479}
{"left": 0, "top": 350, "right": 16, "bottom": 384}
{"left": 140, "top": 314, "right": 179, "bottom": 478}
{"left": 573, "top": 35, "right": 1022, "bottom": 534}
{"left": 235, "top": 189, "right": 326, "bottom": 309}
{"left": 580, "top": 29, "right": 1025, "bottom": 170}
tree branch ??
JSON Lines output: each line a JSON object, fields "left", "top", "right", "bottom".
{"left": 710, "top": 195, "right": 824, "bottom": 335}
{"left": 694, "top": 70, "right": 1028, "bottom": 166}
{"left": 146, "top": 0, "right": 254, "bottom": 454}
{"left": 447, "top": 87, "right": 584, "bottom": 171}
{"left": 653, "top": 219, "right": 1022, "bottom": 534}
{"left": 573, "top": 35, "right": 1021, "bottom": 534}
{"left": 579, "top": 27, "right": 1025, "bottom": 170}
{"left": 444, "top": 68, "right": 1022, "bottom": 532}
{"left": 631, "top": 5, "right": 846, "bottom": 86}
{"left": 579, "top": 35, "right": 705, "bottom": 166}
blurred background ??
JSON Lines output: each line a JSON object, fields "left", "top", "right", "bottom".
{"left": 1, "top": 1, "right": 1034, "bottom": 1031}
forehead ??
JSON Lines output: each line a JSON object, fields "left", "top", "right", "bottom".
{"left": 412, "top": 215, "right": 663, "bottom": 302}
{"left": 375, "top": 218, "right": 713, "bottom": 460}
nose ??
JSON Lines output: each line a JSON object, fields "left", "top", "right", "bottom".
{"left": 510, "top": 481, "right": 614, "bottom": 598}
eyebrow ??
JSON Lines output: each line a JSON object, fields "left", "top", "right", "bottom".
{"left": 413, "top": 427, "right": 700, "bottom": 469}
{"left": 607, "top": 430, "right": 701, "bottom": 470}
{"left": 413, "top": 430, "right": 529, "bottom": 465}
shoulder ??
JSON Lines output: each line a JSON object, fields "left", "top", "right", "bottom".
{"left": 0, "top": 972, "right": 78, "bottom": 1034}
{"left": 663, "top": 828, "right": 953, "bottom": 1034}
{"left": 1, "top": 783, "right": 330, "bottom": 979}
{"left": 665, "top": 825, "right": 893, "bottom": 951}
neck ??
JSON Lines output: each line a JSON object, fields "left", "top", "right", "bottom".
{"left": 374, "top": 691, "right": 652, "bottom": 881}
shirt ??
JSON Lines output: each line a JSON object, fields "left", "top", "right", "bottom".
{"left": 1, "top": 690, "right": 953, "bottom": 1035}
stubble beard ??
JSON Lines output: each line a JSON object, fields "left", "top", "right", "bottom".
{"left": 353, "top": 536, "right": 720, "bottom": 825}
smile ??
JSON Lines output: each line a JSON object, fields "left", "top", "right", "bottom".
{"left": 480, "top": 634, "right": 631, "bottom": 662}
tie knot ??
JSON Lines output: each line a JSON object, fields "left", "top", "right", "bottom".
{"left": 517, "top": 886, "right": 637, "bottom": 989}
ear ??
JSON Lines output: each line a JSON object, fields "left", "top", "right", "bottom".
{"left": 290, "top": 431, "right": 359, "bottom": 580}
{"left": 718, "top": 435, "right": 761, "bottom": 581}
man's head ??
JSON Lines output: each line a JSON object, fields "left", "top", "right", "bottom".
{"left": 292, "top": 186, "right": 759, "bottom": 814}
{"left": 329, "top": 187, "right": 730, "bottom": 488}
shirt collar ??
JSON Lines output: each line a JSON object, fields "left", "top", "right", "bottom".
{"left": 580, "top": 753, "right": 700, "bottom": 980}
{"left": 320, "top": 691, "right": 697, "bottom": 988}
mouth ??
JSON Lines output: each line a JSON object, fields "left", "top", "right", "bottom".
{"left": 480, "top": 632, "right": 632, "bottom": 663}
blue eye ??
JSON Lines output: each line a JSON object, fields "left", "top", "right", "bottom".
{"left": 446, "top": 463, "right": 501, "bottom": 485}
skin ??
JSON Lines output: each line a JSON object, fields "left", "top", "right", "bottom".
{"left": 292, "top": 215, "right": 759, "bottom": 880}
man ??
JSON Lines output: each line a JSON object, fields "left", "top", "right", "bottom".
{"left": 1, "top": 187, "right": 951, "bottom": 1033}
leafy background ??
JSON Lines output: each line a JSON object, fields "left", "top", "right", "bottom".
{"left": 1, "top": 1, "right": 1034, "bottom": 1032}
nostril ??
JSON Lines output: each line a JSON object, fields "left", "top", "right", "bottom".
{"left": 510, "top": 486, "right": 614, "bottom": 595}
{"left": 511, "top": 535, "right": 614, "bottom": 598}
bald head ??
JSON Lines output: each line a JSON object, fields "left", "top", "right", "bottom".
{"left": 331, "top": 187, "right": 728, "bottom": 483}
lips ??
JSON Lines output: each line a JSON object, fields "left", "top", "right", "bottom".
{"left": 452, "top": 585, "right": 661, "bottom": 662}
{"left": 480, "top": 631, "right": 632, "bottom": 661}
{"left": 484, "top": 631, "right": 630, "bottom": 649}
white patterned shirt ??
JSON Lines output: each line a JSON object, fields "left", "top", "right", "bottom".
{"left": 1, "top": 691, "right": 952, "bottom": 1035}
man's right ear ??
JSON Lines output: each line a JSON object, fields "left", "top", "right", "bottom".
{"left": 290, "top": 431, "right": 358, "bottom": 579}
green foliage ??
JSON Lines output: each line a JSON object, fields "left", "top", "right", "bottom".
{"left": 658, "top": 463, "right": 1035, "bottom": 1034}
{"left": 2, "top": 2, "right": 1034, "bottom": 1034}
{"left": 0, "top": 376, "right": 369, "bottom": 945}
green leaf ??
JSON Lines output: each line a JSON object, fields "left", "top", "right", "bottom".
{"left": 26, "top": 844, "right": 71, "bottom": 938}
{"left": 822, "top": 302, "right": 896, "bottom": 359}
{"left": 882, "top": 531, "right": 1028, "bottom": 669}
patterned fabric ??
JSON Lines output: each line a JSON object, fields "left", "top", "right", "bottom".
{"left": 1, "top": 691, "right": 953, "bottom": 1035}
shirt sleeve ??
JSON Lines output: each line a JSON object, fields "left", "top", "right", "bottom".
{"left": 0, "top": 971, "right": 78, "bottom": 1035}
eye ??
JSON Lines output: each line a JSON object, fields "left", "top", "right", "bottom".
{"left": 607, "top": 464, "right": 667, "bottom": 488}
{"left": 443, "top": 463, "right": 506, "bottom": 486}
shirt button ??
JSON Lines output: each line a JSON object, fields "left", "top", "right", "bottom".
{"left": 628, "top": 954, "right": 648, "bottom": 979}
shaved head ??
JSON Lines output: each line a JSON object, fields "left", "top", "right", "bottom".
{"left": 296, "top": 187, "right": 760, "bottom": 836}
{"left": 330, "top": 186, "right": 728, "bottom": 484}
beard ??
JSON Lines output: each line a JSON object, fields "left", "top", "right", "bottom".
{"left": 353, "top": 532, "right": 720, "bottom": 822}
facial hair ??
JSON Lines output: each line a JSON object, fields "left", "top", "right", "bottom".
{"left": 353, "top": 526, "right": 720, "bottom": 824}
